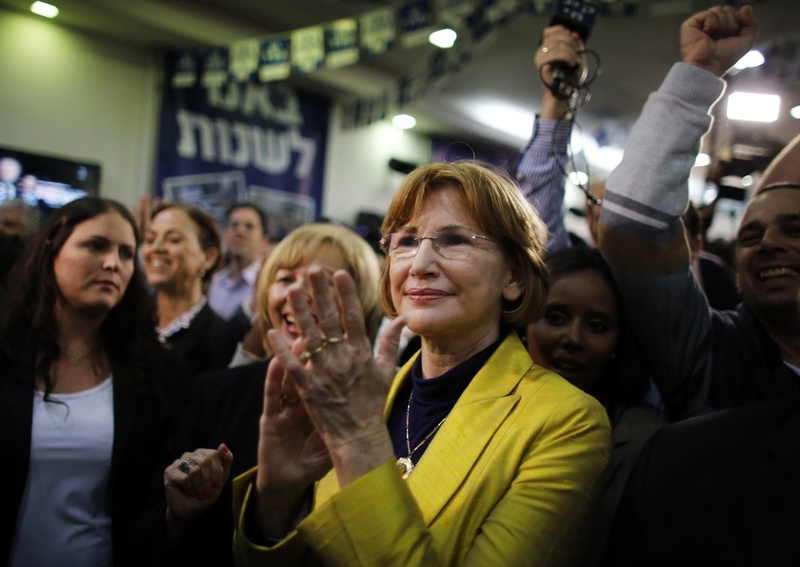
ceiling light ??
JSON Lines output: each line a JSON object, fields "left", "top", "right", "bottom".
{"left": 568, "top": 172, "right": 589, "bottom": 186}
{"left": 791, "top": 105, "right": 800, "bottom": 120}
{"left": 733, "top": 50, "right": 765, "bottom": 70}
{"left": 31, "top": 1, "right": 59, "bottom": 18}
{"left": 702, "top": 186, "right": 718, "bottom": 205}
{"left": 726, "top": 92, "right": 780, "bottom": 123}
{"left": 429, "top": 28, "right": 457, "bottom": 49}
{"left": 392, "top": 114, "right": 416, "bottom": 129}
{"left": 464, "top": 100, "right": 533, "bottom": 140}
{"left": 694, "top": 153, "right": 712, "bottom": 167}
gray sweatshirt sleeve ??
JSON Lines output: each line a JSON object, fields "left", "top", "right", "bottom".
{"left": 598, "top": 62, "right": 727, "bottom": 419}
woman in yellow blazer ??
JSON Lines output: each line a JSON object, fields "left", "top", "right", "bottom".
{"left": 226, "top": 160, "right": 611, "bottom": 566}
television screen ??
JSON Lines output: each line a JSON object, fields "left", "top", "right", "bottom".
{"left": 0, "top": 146, "right": 101, "bottom": 214}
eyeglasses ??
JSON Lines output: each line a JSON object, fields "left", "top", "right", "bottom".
{"left": 379, "top": 228, "right": 494, "bottom": 260}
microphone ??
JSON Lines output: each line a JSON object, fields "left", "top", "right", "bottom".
{"left": 546, "top": 0, "right": 598, "bottom": 99}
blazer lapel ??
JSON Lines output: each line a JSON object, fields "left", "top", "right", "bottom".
{"left": 1, "top": 374, "right": 34, "bottom": 559}
{"left": 406, "top": 334, "right": 533, "bottom": 525}
{"left": 110, "top": 366, "right": 136, "bottom": 473}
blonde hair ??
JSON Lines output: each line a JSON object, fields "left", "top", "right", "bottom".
{"left": 379, "top": 161, "right": 549, "bottom": 327}
{"left": 256, "top": 223, "right": 383, "bottom": 350}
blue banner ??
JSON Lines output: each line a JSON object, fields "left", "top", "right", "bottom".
{"left": 156, "top": 51, "right": 330, "bottom": 238}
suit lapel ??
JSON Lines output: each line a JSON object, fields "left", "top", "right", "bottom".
{"left": 406, "top": 334, "right": 533, "bottom": 525}
{"left": 1, "top": 373, "right": 34, "bottom": 557}
{"left": 110, "top": 365, "right": 135, "bottom": 473}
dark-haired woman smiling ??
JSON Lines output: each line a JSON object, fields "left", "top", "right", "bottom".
{"left": 143, "top": 203, "right": 237, "bottom": 376}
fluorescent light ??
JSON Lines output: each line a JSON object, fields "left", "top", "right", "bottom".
{"left": 568, "top": 172, "right": 589, "bottom": 186}
{"left": 702, "top": 186, "right": 718, "bottom": 205}
{"left": 694, "top": 153, "right": 712, "bottom": 167}
{"left": 733, "top": 50, "right": 765, "bottom": 70}
{"left": 726, "top": 92, "right": 780, "bottom": 123}
{"left": 31, "top": 1, "right": 59, "bottom": 18}
{"left": 791, "top": 105, "right": 800, "bottom": 120}
{"left": 429, "top": 28, "right": 457, "bottom": 49}
{"left": 464, "top": 100, "right": 533, "bottom": 140}
{"left": 392, "top": 114, "right": 416, "bottom": 129}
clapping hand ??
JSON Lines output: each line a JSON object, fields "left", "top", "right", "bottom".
{"left": 252, "top": 266, "right": 406, "bottom": 538}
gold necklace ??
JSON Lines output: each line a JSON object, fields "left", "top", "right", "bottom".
{"left": 396, "top": 390, "right": 446, "bottom": 480}
{"left": 62, "top": 347, "right": 97, "bottom": 366}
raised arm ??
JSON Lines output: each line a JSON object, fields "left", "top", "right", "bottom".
{"left": 598, "top": 5, "right": 757, "bottom": 418}
{"left": 516, "top": 25, "right": 583, "bottom": 253}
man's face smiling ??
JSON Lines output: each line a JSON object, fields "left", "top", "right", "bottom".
{"left": 735, "top": 188, "right": 800, "bottom": 319}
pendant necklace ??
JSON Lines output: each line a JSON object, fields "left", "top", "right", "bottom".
{"left": 396, "top": 390, "right": 447, "bottom": 480}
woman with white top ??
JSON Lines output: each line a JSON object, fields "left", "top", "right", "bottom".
{"left": 0, "top": 197, "right": 188, "bottom": 567}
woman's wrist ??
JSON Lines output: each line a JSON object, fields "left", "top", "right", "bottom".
{"left": 252, "top": 482, "right": 310, "bottom": 540}
{"left": 327, "top": 426, "right": 395, "bottom": 487}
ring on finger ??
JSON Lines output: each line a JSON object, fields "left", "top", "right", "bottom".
{"left": 325, "top": 336, "right": 344, "bottom": 345}
{"left": 178, "top": 458, "right": 197, "bottom": 474}
{"left": 298, "top": 344, "right": 325, "bottom": 362}
{"left": 281, "top": 394, "right": 301, "bottom": 405}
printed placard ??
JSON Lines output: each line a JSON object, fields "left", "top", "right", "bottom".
{"left": 325, "top": 19, "right": 359, "bottom": 69}
{"left": 399, "top": 0, "right": 435, "bottom": 48}
{"left": 436, "top": 0, "right": 474, "bottom": 25}
{"left": 172, "top": 50, "right": 198, "bottom": 88}
{"left": 291, "top": 26, "right": 325, "bottom": 74}
{"left": 201, "top": 47, "right": 229, "bottom": 88}
{"left": 360, "top": 8, "right": 396, "bottom": 55}
{"left": 259, "top": 37, "right": 291, "bottom": 82}
{"left": 229, "top": 38, "right": 261, "bottom": 81}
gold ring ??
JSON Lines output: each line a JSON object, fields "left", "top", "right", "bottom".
{"left": 281, "top": 394, "right": 300, "bottom": 405}
{"left": 541, "top": 46, "right": 549, "bottom": 53}
{"left": 298, "top": 344, "right": 325, "bottom": 362}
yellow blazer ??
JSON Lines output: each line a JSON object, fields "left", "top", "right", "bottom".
{"left": 233, "top": 333, "right": 611, "bottom": 566}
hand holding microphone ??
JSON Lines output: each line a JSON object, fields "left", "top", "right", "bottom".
{"left": 539, "top": 0, "right": 598, "bottom": 100}
{"left": 537, "top": 26, "right": 585, "bottom": 101}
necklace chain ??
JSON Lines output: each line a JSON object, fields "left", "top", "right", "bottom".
{"left": 62, "top": 347, "right": 97, "bottom": 366}
{"left": 397, "top": 390, "right": 446, "bottom": 479}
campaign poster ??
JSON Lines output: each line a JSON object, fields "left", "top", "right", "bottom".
{"left": 156, "top": 50, "right": 330, "bottom": 237}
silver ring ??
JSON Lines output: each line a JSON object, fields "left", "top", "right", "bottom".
{"left": 178, "top": 458, "right": 197, "bottom": 474}
{"left": 298, "top": 344, "right": 325, "bottom": 362}
{"left": 325, "top": 336, "right": 344, "bottom": 345}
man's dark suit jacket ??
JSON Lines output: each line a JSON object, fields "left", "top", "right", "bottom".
{"left": 602, "top": 395, "right": 800, "bottom": 566}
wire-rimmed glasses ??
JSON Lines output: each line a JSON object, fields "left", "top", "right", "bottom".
{"left": 379, "top": 228, "right": 494, "bottom": 260}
